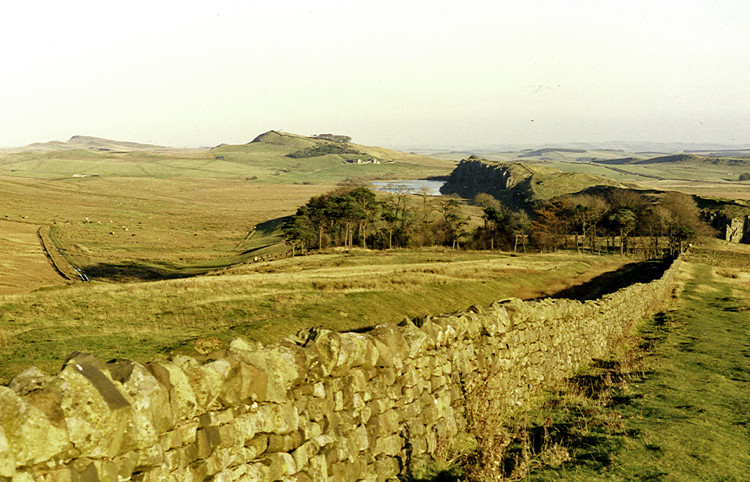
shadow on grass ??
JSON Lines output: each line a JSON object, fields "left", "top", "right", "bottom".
{"left": 544, "top": 256, "right": 675, "bottom": 301}
{"left": 83, "top": 262, "right": 193, "bottom": 282}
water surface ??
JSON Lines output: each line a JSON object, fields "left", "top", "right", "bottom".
{"left": 370, "top": 179, "right": 446, "bottom": 196}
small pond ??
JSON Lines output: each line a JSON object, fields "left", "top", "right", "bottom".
{"left": 370, "top": 179, "right": 446, "bottom": 196}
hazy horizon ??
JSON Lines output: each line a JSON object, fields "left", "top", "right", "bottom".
{"left": 3, "top": 1, "right": 749, "bottom": 150}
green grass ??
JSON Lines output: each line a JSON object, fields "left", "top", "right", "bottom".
{"left": 508, "top": 261, "right": 750, "bottom": 480}
{"left": 0, "top": 251, "right": 628, "bottom": 384}
{"left": 0, "top": 132, "right": 455, "bottom": 183}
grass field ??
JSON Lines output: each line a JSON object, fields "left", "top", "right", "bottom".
{"left": 488, "top": 259, "right": 750, "bottom": 480}
{"left": 0, "top": 175, "right": 334, "bottom": 280}
{"left": 0, "top": 221, "right": 66, "bottom": 295}
{"left": 0, "top": 250, "right": 629, "bottom": 384}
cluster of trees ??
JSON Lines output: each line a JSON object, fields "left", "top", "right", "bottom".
{"left": 311, "top": 134, "right": 352, "bottom": 143}
{"left": 281, "top": 186, "right": 473, "bottom": 254}
{"left": 528, "top": 189, "right": 709, "bottom": 256}
{"left": 286, "top": 144, "right": 363, "bottom": 159}
{"left": 282, "top": 185, "right": 710, "bottom": 257}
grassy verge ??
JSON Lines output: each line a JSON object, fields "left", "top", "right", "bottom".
{"left": 0, "top": 250, "right": 627, "bottom": 384}
{"left": 448, "top": 260, "right": 749, "bottom": 480}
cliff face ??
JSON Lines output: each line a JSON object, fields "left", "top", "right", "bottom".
{"left": 441, "top": 159, "right": 629, "bottom": 210}
{"left": 441, "top": 160, "right": 535, "bottom": 209}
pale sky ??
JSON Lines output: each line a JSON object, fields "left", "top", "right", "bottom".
{"left": 1, "top": 0, "right": 749, "bottom": 148}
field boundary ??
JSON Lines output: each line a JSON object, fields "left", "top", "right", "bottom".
{"left": 36, "top": 225, "right": 79, "bottom": 281}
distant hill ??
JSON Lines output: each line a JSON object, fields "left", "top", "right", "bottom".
{"left": 11, "top": 135, "right": 165, "bottom": 152}
{"left": 0, "top": 130, "right": 454, "bottom": 182}
{"left": 595, "top": 153, "right": 750, "bottom": 167}
{"left": 592, "top": 157, "right": 642, "bottom": 165}
{"left": 239, "top": 130, "right": 452, "bottom": 168}
{"left": 517, "top": 148, "right": 587, "bottom": 158}
{"left": 639, "top": 154, "right": 718, "bottom": 164}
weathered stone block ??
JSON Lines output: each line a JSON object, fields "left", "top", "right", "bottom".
{"left": 243, "top": 462, "right": 271, "bottom": 482}
{"left": 0, "top": 386, "right": 71, "bottom": 469}
{"left": 307, "top": 454, "right": 328, "bottom": 480}
{"left": 349, "top": 424, "right": 369, "bottom": 453}
{"left": 146, "top": 360, "right": 198, "bottom": 422}
{"left": 218, "top": 357, "right": 268, "bottom": 405}
{"left": 369, "top": 324, "right": 410, "bottom": 355}
{"left": 0, "top": 425, "right": 14, "bottom": 478}
{"left": 399, "top": 322, "right": 431, "bottom": 358}
{"left": 227, "top": 344, "right": 306, "bottom": 403}
{"left": 323, "top": 441, "right": 347, "bottom": 465}
{"left": 170, "top": 355, "right": 224, "bottom": 412}
{"left": 366, "top": 409, "right": 399, "bottom": 440}
{"left": 236, "top": 402, "right": 299, "bottom": 438}
{"left": 290, "top": 439, "right": 319, "bottom": 472}
{"left": 112, "top": 450, "right": 140, "bottom": 481}
{"left": 373, "top": 434, "right": 402, "bottom": 457}
{"left": 374, "top": 456, "right": 401, "bottom": 481}
{"left": 196, "top": 426, "right": 221, "bottom": 458}
{"left": 58, "top": 355, "right": 135, "bottom": 459}
{"left": 263, "top": 452, "right": 297, "bottom": 480}
{"left": 267, "top": 431, "right": 303, "bottom": 453}
{"left": 326, "top": 410, "right": 355, "bottom": 435}
{"left": 206, "top": 446, "right": 235, "bottom": 476}
{"left": 243, "top": 433, "right": 269, "bottom": 459}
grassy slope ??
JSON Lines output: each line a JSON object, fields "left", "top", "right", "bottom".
{"left": 0, "top": 175, "right": 330, "bottom": 278}
{"left": 522, "top": 260, "right": 749, "bottom": 480}
{"left": 0, "top": 221, "right": 66, "bottom": 295}
{"left": 0, "top": 132, "right": 454, "bottom": 183}
{"left": 0, "top": 251, "right": 628, "bottom": 383}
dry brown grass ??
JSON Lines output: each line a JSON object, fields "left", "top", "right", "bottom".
{"left": 642, "top": 179, "right": 750, "bottom": 200}
{"left": 0, "top": 220, "right": 67, "bottom": 295}
{"left": 0, "top": 175, "right": 334, "bottom": 283}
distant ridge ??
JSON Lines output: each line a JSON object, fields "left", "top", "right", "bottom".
{"left": 10, "top": 136, "right": 165, "bottom": 152}
{"left": 517, "top": 147, "right": 587, "bottom": 157}
{"left": 595, "top": 153, "right": 750, "bottom": 166}
{"left": 3, "top": 136, "right": 167, "bottom": 152}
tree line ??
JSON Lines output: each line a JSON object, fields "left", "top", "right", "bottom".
{"left": 282, "top": 185, "right": 710, "bottom": 257}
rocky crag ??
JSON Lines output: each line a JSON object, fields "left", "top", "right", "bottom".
{"left": 440, "top": 158, "right": 629, "bottom": 210}
{"left": 0, "top": 259, "right": 681, "bottom": 481}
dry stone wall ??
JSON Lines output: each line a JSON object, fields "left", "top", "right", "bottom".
{"left": 0, "top": 259, "right": 681, "bottom": 481}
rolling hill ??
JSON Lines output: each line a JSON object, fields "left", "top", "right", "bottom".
{"left": 0, "top": 131, "right": 454, "bottom": 182}
{"left": 5, "top": 135, "right": 166, "bottom": 152}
